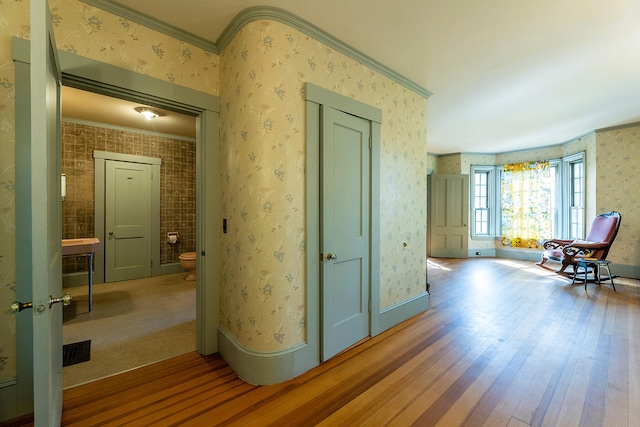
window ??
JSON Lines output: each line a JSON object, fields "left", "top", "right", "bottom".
{"left": 473, "top": 170, "right": 489, "bottom": 235}
{"left": 471, "top": 166, "right": 500, "bottom": 238}
{"left": 564, "top": 153, "right": 586, "bottom": 239}
{"left": 501, "top": 161, "right": 553, "bottom": 248}
{"left": 470, "top": 152, "right": 585, "bottom": 244}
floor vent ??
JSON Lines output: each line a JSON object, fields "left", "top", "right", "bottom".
{"left": 63, "top": 340, "right": 91, "bottom": 367}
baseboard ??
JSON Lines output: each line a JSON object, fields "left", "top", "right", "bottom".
{"left": 605, "top": 263, "right": 639, "bottom": 280}
{"left": 218, "top": 290, "right": 430, "bottom": 385}
{"left": 495, "top": 247, "right": 543, "bottom": 262}
{"left": 494, "top": 248, "right": 639, "bottom": 279}
{"left": 468, "top": 248, "right": 497, "bottom": 258}
{"left": 158, "top": 262, "right": 185, "bottom": 275}
{"left": 217, "top": 327, "right": 318, "bottom": 385}
{"left": 376, "top": 291, "right": 430, "bottom": 335}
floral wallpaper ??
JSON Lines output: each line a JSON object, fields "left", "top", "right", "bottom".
{"left": 0, "top": 0, "right": 30, "bottom": 384}
{"left": 50, "top": 0, "right": 220, "bottom": 97}
{"left": 593, "top": 124, "right": 640, "bottom": 266}
{"left": 219, "top": 20, "right": 428, "bottom": 352}
{"left": 436, "top": 153, "right": 462, "bottom": 174}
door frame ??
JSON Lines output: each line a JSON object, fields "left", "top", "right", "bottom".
{"left": 94, "top": 152, "right": 162, "bottom": 283}
{"left": 57, "top": 51, "right": 221, "bottom": 356}
{"left": 7, "top": 39, "right": 220, "bottom": 421}
{"left": 305, "top": 83, "right": 382, "bottom": 366}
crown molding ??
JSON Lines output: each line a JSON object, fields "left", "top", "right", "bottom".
{"left": 218, "top": 6, "right": 431, "bottom": 99}
{"left": 78, "top": 2, "right": 431, "bottom": 98}
{"left": 79, "top": 0, "right": 218, "bottom": 53}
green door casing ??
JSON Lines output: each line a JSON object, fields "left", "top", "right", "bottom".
{"left": 321, "top": 106, "right": 371, "bottom": 361}
{"left": 105, "top": 160, "right": 152, "bottom": 282}
{"left": 429, "top": 174, "right": 469, "bottom": 258}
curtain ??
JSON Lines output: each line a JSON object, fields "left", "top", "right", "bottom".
{"left": 501, "top": 161, "right": 552, "bottom": 249}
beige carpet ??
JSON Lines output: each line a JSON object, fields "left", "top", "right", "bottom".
{"left": 62, "top": 272, "right": 196, "bottom": 389}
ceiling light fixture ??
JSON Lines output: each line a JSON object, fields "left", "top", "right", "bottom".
{"left": 135, "top": 106, "right": 164, "bottom": 120}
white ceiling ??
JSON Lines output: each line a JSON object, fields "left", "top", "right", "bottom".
{"left": 62, "top": 86, "right": 197, "bottom": 138}
{"left": 75, "top": 0, "right": 640, "bottom": 154}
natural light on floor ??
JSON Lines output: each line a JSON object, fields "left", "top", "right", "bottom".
{"left": 427, "top": 258, "right": 451, "bottom": 271}
{"left": 496, "top": 258, "right": 570, "bottom": 281}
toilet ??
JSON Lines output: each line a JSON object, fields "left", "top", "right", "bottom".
{"left": 178, "top": 252, "right": 197, "bottom": 281}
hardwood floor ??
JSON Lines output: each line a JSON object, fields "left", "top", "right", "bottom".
{"left": 57, "top": 258, "right": 639, "bottom": 426}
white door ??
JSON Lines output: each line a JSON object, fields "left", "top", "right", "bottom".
{"left": 30, "top": 0, "right": 64, "bottom": 423}
{"left": 429, "top": 174, "right": 469, "bottom": 258}
{"left": 105, "top": 160, "right": 152, "bottom": 282}
{"left": 321, "top": 106, "right": 371, "bottom": 361}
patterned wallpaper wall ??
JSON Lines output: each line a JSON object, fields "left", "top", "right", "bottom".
{"left": 219, "top": 20, "right": 428, "bottom": 352}
{"left": 594, "top": 124, "right": 640, "bottom": 265}
{"left": 0, "top": 0, "right": 29, "bottom": 384}
{"left": 61, "top": 121, "right": 196, "bottom": 274}
{"left": 50, "top": 0, "right": 220, "bottom": 97}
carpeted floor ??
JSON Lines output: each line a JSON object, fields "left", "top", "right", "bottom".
{"left": 62, "top": 272, "right": 196, "bottom": 388}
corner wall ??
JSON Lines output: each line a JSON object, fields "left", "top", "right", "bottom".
{"left": 218, "top": 19, "right": 428, "bottom": 358}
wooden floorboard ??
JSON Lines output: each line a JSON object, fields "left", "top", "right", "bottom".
{"left": 51, "top": 258, "right": 640, "bottom": 426}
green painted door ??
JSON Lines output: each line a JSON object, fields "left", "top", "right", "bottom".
{"left": 321, "top": 106, "right": 371, "bottom": 361}
{"left": 31, "top": 0, "right": 64, "bottom": 423}
{"left": 429, "top": 174, "right": 469, "bottom": 258}
{"left": 105, "top": 160, "right": 152, "bottom": 282}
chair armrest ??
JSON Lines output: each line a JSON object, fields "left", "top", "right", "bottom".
{"left": 568, "top": 241, "right": 607, "bottom": 250}
{"left": 543, "top": 239, "right": 573, "bottom": 250}
{"left": 562, "top": 241, "right": 607, "bottom": 259}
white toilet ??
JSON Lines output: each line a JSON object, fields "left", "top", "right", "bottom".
{"left": 178, "top": 252, "right": 196, "bottom": 281}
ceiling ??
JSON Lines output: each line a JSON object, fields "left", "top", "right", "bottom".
{"left": 62, "top": 87, "right": 197, "bottom": 138}
{"left": 69, "top": 0, "right": 640, "bottom": 154}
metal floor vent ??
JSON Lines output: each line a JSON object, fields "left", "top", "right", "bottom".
{"left": 63, "top": 340, "right": 91, "bottom": 367}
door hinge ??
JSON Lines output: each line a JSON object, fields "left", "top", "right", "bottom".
{"left": 369, "top": 136, "right": 372, "bottom": 150}
{"left": 151, "top": 259, "right": 153, "bottom": 268}
{"left": 368, "top": 299, "right": 372, "bottom": 313}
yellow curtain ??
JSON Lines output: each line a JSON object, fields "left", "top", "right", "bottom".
{"left": 501, "top": 161, "right": 552, "bottom": 249}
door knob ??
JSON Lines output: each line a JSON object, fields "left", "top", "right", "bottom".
{"left": 49, "top": 293, "right": 72, "bottom": 308}
{"left": 10, "top": 301, "right": 33, "bottom": 313}
{"left": 10, "top": 293, "right": 72, "bottom": 314}
{"left": 327, "top": 253, "right": 338, "bottom": 260}
{"left": 108, "top": 232, "right": 114, "bottom": 236}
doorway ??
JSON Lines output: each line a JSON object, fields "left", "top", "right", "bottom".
{"left": 428, "top": 174, "right": 469, "bottom": 258}
{"left": 59, "top": 86, "right": 200, "bottom": 386}
{"left": 304, "top": 83, "right": 383, "bottom": 366}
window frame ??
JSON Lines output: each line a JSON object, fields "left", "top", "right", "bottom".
{"left": 470, "top": 165, "right": 501, "bottom": 239}
{"left": 470, "top": 152, "right": 585, "bottom": 242}
{"left": 561, "top": 152, "right": 586, "bottom": 239}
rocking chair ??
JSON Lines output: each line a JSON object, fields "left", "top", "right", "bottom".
{"left": 537, "top": 211, "right": 621, "bottom": 277}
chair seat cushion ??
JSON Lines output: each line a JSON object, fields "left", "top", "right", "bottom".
{"left": 544, "top": 249, "right": 564, "bottom": 261}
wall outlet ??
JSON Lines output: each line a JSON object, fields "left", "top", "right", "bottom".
{"left": 475, "top": 251, "right": 481, "bottom": 256}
